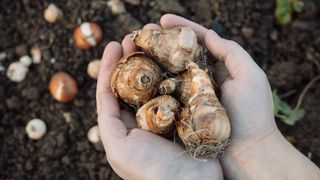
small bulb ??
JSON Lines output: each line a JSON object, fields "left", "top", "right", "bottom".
{"left": 26, "top": 119, "right": 47, "bottom": 140}
{"left": 31, "top": 47, "right": 41, "bottom": 64}
{"left": 87, "top": 125, "right": 100, "bottom": 143}
{"left": 49, "top": 72, "right": 78, "bottom": 103}
{"left": 73, "top": 22, "right": 103, "bottom": 49}
{"left": 44, "top": 4, "right": 63, "bottom": 23}
{"left": 87, "top": 59, "right": 101, "bottom": 79}
{"left": 7, "top": 61, "right": 29, "bottom": 82}
{"left": 19, "top": 55, "right": 32, "bottom": 66}
{"left": 107, "top": 0, "right": 126, "bottom": 15}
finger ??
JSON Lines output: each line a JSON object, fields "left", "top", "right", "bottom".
{"left": 122, "top": 34, "right": 138, "bottom": 55}
{"left": 143, "top": 23, "right": 161, "bottom": 30}
{"left": 205, "top": 30, "right": 261, "bottom": 78}
{"left": 97, "top": 41, "right": 122, "bottom": 98}
{"left": 160, "top": 14, "right": 208, "bottom": 39}
{"left": 120, "top": 109, "right": 137, "bottom": 129}
{"left": 112, "top": 129, "right": 223, "bottom": 179}
{"left": 96, "top": 42, "right": 127, "bottom": 140}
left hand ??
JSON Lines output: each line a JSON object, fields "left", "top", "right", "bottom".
{"left": 96, "top": 24, "right": 223, "bottom": 180}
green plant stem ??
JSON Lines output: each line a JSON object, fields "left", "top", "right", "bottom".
{"left": 294, "top": 74, "right": 320, "bottom": 111}
{"left": 275, "top": 114, "right": 290, "bottom": 120}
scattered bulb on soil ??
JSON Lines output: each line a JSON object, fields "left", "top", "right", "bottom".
{"left": 87, "top": 59, "right": 101, "bottom": 79}
{"left": 25, "top": 119, "right": 47, "bottom": 140}
{"left": 6, "top": 61, "right": 29, "bottom": 82}
{"left": 87, "top": 125, "right": 100, "bottom": 143}
{"left": 0, "top": 52, "right": 7, "bottom": 61}
{"left": 31, "top": 47, "right": 42, "bottom": 64}
{"left": 19, "top": 55, "right": 32, "bottom": 66}
{"left": 44, "top": 4, "right": 63, "bottom": 23}
{"left": 73, "top": 22, "right": 103, "bottom": 49}
{"left": 107, "top": 0, "right": 126, "bottom": 15}
{"left": 49, "top": 72, "right": 78, "bottom": 103}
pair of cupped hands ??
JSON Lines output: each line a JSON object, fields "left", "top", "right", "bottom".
{"left": 96, "top": 14, "right": 320, "bottom": 180}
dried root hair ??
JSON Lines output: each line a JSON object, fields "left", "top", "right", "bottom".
{"left": 177, "top": 123, "right": 230, "bottom": 159}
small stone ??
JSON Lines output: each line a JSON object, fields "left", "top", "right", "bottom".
{"left": 155, "top": 0, "right": 185, "bottom": 14}
{"left": 7, "top": 62, "right": 29, "bottom": 82}
{"left": 87, "top": 125, "right": 100, "bottom": 143}
{"left": 19, "top": 55, "right": 32, "bottom": 66}
{"left": 107, "top": 0, "right": 126, "bottom": 15}
{"left": 270, "top": 31, "right": 278, "bottom": 41}
{"left": 62, "top": 112, "right": 72, "bottom": 124}
{"left": 50, "top": 58, "right": 56, "bottom": 64}
{"left": 241, "top": 27, "right": 253, "bottom": 40}
{"left": 0, "top": 52, "right": 7, "bottom": 61}
{"left": 87, "top": 59, "right": 101, "bottom": 79}
{"left": 124, "top": 0, "right": 140, "bottom": 5}
{"left": 62, "top": 155, "right": 71, "bottom": 165}
{"left": 25, "top": 119, "right": 47, "bottom": 140}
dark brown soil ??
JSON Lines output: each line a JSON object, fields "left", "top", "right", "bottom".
{"left": 0, "top": 0, "right": 319, "bottom": 179}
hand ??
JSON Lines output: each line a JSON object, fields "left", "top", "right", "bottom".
{"left": 96, "top": 24, "right": 223, "bottom": 179}
{"left": 159, "top": 14, "right": 320, "bottom": 180}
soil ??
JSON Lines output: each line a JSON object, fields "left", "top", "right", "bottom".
{"left": 0, "top": 0, "right": 319, "bottom": 179}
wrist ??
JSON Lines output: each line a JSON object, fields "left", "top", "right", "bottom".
{"left": 163, "top": 160, "right": 223, "bottom": 180}
{"left": 222, "top": 129, "right": 320, "bottom": 180}
{"left": 221, "top": 128, "right": 283, "bottom": 179}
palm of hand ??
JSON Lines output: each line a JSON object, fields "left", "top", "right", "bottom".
{"left": 96, "top": 14, "right": 276, "bottom": 180}
{"left": 107, "top": 128, "right": 222, "bottom": 179}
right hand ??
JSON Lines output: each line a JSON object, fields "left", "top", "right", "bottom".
{"left": 160, "top": 12, "right": 277, "bottom": 154}
{"left": 160, "top": 14, "right": 320, "bottom": 180}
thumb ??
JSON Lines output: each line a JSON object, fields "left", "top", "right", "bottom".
{"left": 204, "top": 30, "right": 261, "bottom": 79}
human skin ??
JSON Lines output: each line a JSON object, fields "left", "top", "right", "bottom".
{"left": 96, "top": 14, "right": 320, "bottom": 180}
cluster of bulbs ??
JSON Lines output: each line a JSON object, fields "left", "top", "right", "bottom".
{"left": 25, "top": 3, "right": 104, "bottom": 143}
